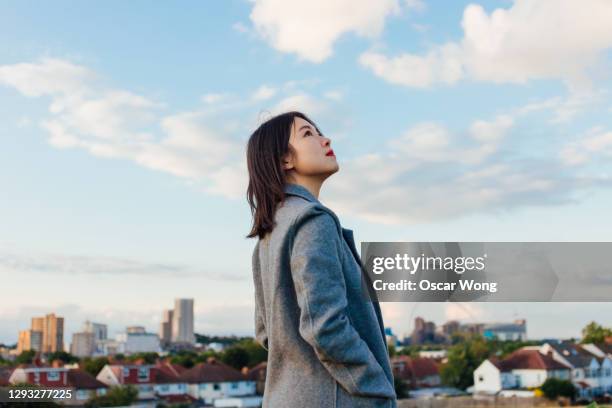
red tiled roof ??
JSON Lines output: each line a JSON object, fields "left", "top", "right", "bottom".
{"left": 67, "top": 369, "right": 108, "bottom": 390}
{"left": 0, "top": 368, "right": 13, "bottom": 386}
{"left": 245, "top": 361, "right": 267, "bottom": 381}
{"left": 502, "top": 349, "right": 570, "bottom": 371}
{"left": 156, "top": 362, "right": 187, "bottom": 378}
{"left": 392, "top": 356, "right": 439, "bottom": 379}
{"left": 179, "top": 359, "right": 248, "bottom": 383}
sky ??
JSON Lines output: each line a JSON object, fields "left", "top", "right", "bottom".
{"left": 1, "top": 0, "right": 612, "bottom": 346}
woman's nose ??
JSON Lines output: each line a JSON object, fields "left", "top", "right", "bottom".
{"left": 322, "top": 136, "right": 331, "bottom": 146}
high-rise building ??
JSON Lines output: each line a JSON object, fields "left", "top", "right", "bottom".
{"left": 159, "top": 309, "right": 173, "bottom": 347}
{"left": 17, "top": 329, "right": 42, "bottom": 353}
{"left": 171, "top": 298, "right": 195, "bottom": 345}
{"left": 70, "top": 332, "right": 95, "bottom": 357}
{"left": 126, "top": 326, "right": 146, "bottom": 334}
{"left": 83, "top": 321, "right": 107, "bottom": 341}
{"left": 27, "top": 313, "right": 64, "bottom": 353}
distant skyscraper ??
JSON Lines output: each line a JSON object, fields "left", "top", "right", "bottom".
{"left": 17, "top": 330, "right": 42, "bottom": 353}
{"left": 28, "top": 313, "right": 64, "bottom": 353}
{"left": 70, "top": 332, "right": 95, "bottom": 357}
{"left": 83, "top": 321, "right": 107, "bottom": 341}
{"left": 171, "top": 298, "right": 195, "bottom": 344}
{"left": 160, "top": 309, "right": 174, "bottom": 347}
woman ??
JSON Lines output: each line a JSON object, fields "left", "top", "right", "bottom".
{"left": 246, "top": 111, "right": 397, "bottom": 408}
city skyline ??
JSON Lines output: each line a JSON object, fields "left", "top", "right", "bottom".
{"left": 1, "top": 0, "right": 612, "bottom": 343}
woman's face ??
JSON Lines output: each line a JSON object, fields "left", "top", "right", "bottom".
{"left": 284, "top": 116, "right": 339, "bottom": 180}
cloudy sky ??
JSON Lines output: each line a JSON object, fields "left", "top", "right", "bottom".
{"left": 1, "top": 0, "right": 612, "bottom": 345}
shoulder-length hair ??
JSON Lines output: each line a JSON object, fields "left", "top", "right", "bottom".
{"left": 245, "top": 111, "right": 321, "bottom": 239}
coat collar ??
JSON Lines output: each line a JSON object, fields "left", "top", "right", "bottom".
{"left": 284, "top": 183, "right": 320, "bottom": 204}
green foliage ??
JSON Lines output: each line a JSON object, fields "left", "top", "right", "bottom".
{"left": 81, "top": 357, "right": 110, "bottom": 377}
{"left": 394, "top": 376, "right": 410, "bottom": 399}
{"left": 581, "top": 321, "right": 612, "bottom": 344}
{"left": 15, "top": 349, "right": 36, "bottom": 364}
{"left": 486, "top": 339, "right": 542, "bottom": 358}
{"left": 85, "top": 385, "right": 138, "bottom": 407}
{"left": 169, "top": 350, "right": 200, "bottom": 368}
{"left": 113, "top": 353, "right": 125, "bottom": 361}
{"left": 397, "top": 345, "right": 422, "bottom": 358}
{"left": 233, "top": 338, "right": 267, "bottom": 367}
{"left": 46, "top": 350, "right": 79, "bottom": 364}
{"left": 220, "top": 345, "right": 250, "bottom": 370}
{"left": 440, "top": 335, "right": 492, "bottom": 390}
{"left": 540, "top": 377, "right": 577, "bottom": 401}
{"left": 126, "top": 352, "right": 159, "bottom": 364}
{"left": 388, "top": 344, "right": 396, "bottom": 357}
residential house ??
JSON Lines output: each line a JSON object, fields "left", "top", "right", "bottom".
{"left": 391, "top": 355, "right": 441, "bottom": 389}
{"left": 179, "top": 357, "right": 260, "bottom": 406}
{"left": 541, "top": 342, "right": 612, "bottom": 398}
{"left": 474, "top": 348, "right": 571, "bottom": 393}
{"left": 9, "top": 364, "right": 108, "bottom": 406}
{"left": 96, "top": 363, "right": 159, "bottom": 400}
{"left": 243, "top": 361, "right": 266, "bottom": 395}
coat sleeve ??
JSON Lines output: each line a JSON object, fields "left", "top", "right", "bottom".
{"left": 252, "top": 241, "right": 269, "bottom": 351}
{"left": 289, "top": 207, "right": 396, "bottom": 399}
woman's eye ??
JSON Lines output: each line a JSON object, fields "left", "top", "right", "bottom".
{"left": 305, "top": 131, "right": 312, "bottom": 136}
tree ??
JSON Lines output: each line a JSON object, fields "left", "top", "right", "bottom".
{"left": 581, "top": 321, "right": 612, "bottom": 344}
{"left": 540, "top": 378, "right": 576, "bottom": 401}
{"left": 170, "top": 350, "right": 199, "bottom": 368}
{"left": 85, "top": 385, "right": 138, "bottom": 407}
{"left": 126, "top": 352, "right": 158, "bottom": 364}
{"left": 221, "top": 346, "right": 250, "bottom": 370}
{"left": 440, "top": 335, "right": 492, "bottom": 390}
{"left": 81, "top": 357, "right": 109, "bottom": 377}
{"left": 15, "top": 350, "right": 36, "bottom": 365}
{"left": 388, "top": 345, "right": 396, "bottom": 358}
{"left": 234, "top": 338, "right": 267, "bottom": 367}
{"left": 47, "top": 350, "right": 79, "bottom": 364}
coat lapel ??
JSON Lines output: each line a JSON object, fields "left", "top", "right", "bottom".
{"left": 341, "top": 228, "right": 387, "bottom": 343}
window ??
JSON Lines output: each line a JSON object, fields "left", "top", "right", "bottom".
{"left": 137, "top": 367, "right": 149, "bottom": 381}
{"left": 231, "top": 382, "right": 238, "bottom": 389}
{"left": 478, "top": 375, "right": 484, "bottom": 382}
{"left": 77, "top": 390, "right": 89, "bottom": 400}
{"left": 33, "top": 372, "right": 40, "bottom": 383}
{"left": 123, "top": 367, "right": 130, "bottom": 377}
{"left": 159, "top": 385, "right": 169, "bottom": 392}
{"left": 47, "top": 371, "right": 60, "bottom": 381}
{"left": 213, "top": 383, "right": 220, "bottom": 390}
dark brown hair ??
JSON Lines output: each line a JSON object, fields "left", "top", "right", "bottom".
{"left": 246, "top": 111, "right": 321, "bottom": 239}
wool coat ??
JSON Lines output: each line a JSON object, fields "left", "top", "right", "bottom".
{"left": 252, "top": 183, "right": 398, "bottom": 408}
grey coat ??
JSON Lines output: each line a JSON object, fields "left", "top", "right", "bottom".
{"left": 252, "top": 183, "right": 397, "bottom": 408}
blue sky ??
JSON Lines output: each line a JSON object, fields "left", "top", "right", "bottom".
{"left": 1, "top": 0, "right": 612, "bottom": 345}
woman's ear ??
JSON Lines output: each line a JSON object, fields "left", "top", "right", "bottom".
{"left": 282, "top": 150, "right": 295, "bottom": 171}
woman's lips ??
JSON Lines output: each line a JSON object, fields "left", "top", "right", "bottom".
{"left": 326, "top": 149, "right": 335, "bottom": 157}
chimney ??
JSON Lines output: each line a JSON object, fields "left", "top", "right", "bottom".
{"left": 241, "top": 366, "right": 249, "bottom": 375}
{"left": 51, "top": 359, "right": 63, "bottom": 368}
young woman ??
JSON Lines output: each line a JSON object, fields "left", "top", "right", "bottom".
{"left": 246, "top": 111, "right": 397, "bottom": 408}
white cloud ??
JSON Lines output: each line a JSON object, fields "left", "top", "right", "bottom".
{"left": 560, "top": 126, "right": 612, "bottom": 166}
{"left": 0, "top": 57, "right": 95, "bottom": 97}
{"left": 0, "top": 245, "right": 243, "bottom": 280}
{"left": 251, "top": 84, "right": 277, "bottom": 101}
{"left": 249, "top": 0, "right": 402, "bottom": 62}
{"left": 360, "top": 0, "right": 612, "bottom": 90}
